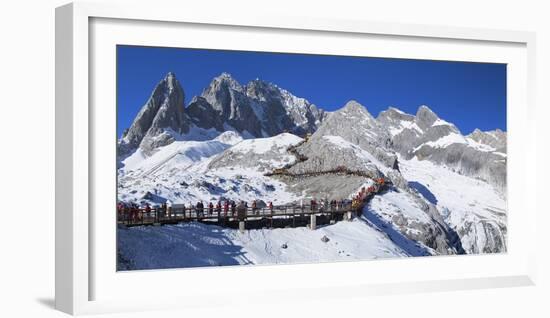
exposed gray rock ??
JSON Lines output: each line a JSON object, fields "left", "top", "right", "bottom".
{"left": 415, "top": 105, "right": 440, "bottom": 130}
{"left": 207, "top": 133, "right": 302, "bottom": 173}
{"left": 377, "top": 105, "right": 507, "bottom": 192}
{"left": 196, "top": 73, "right": 327, "bottom": 137}
{"left": 377, "top": 107, "right": 423, "bottom": 154}
{"left": 280, "top": 174, "right": 368, "bottom": 201}
{"left": 411, "top": 193, "right": 464, "bottom": 254}
{"left": 118, "top": 72, "right": 327, "bottom": 158}
{"left": 288, "top": 135, "right": 383, "bottom": 179}
{"left": 312, "top": 100, "right": 397, "bottom": 169}
{"left": 186, "top": 96, "right": 225, "bottom": 131}
{"left": 199, "top": 73, "right": 263, "bottom": 136}
{"left": 367, "top": 188, "right": 465, "bottom": 255}
{"left": 119, "top": 72, "right": 189, "bottom": 156}
{"left": 245, "top": 79, "right": 326, "bottom": 136}
{"left": 414, "top": 143, "right": 507, "bottom": 190}
{"left": 456, "top": 213, "right": 507, "bottom": 254}
{"left": 467, "top": 128, "right": 507, "bottom": 152}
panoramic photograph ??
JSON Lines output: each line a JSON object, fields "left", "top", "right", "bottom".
{"left": 116, "top": 45, "right": 507, "bottom": 271}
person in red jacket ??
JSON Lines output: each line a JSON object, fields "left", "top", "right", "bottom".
{"left": 123, "top": 204, "right": 130, "bottom": 222}
{"left": 223, "top": 201, "right": 229, "bottom": 217}
{"left": 117, "top": 202, "right": 123, "bottom": 220}
{"left": 252, "top": 200, "right": 258, "bottom": 215}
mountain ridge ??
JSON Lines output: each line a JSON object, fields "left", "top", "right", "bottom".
{"left": 118, "top": 72, "right": 506, "bottom": 191}
{"left": 118, "top": 72, "right": 328, "bottom": 157}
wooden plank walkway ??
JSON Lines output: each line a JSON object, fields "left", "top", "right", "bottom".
{"left": 119, "top": 202, "right": 354, "bottom": 226}
{"left": 117, "top": 183, "right": 388, "bottom": 230}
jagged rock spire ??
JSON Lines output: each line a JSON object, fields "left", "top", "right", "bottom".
{"left": 119, "top": 72, "right": 188, "bottom": 154}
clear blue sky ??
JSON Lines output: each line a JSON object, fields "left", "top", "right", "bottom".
{"left": 117, "top": 45, "right": 506, "bottom": 137}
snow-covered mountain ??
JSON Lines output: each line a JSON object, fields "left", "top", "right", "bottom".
{"left": 119, "top": 132, "right": 303, "bottom": 206}
{"left": 118, "top": 72, "right": 326, "bottom": 158}
{"left": 117, "top": 72, "right": 507, "bottom": 270}
{"left": 194, "top": 73, "right": 326, "bottom": 137}
{"left": 284, "top": 100, "right": 464, "bottom": 255}
{"left": 467, "top": 128, "right": 507, "bottom": 151}
{"left": 399, "top": 157, "right": 506, "bottom": 253}
{"left": 378, "top": 105, "right": 507, "bottom": 191}
{"left": 119, "top": 72, "right": 189, "bottom": 156}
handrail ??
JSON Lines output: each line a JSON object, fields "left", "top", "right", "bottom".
{"left": 116, "top": 180, "right": 389, "bottom": 227}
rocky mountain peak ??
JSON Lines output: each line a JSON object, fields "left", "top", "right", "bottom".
{"left": 118, "top": 72, "right": 188, "bottom": 156}
{"left": 245, "top": 78, "right": 280, "bottom": 101}
{"left": 311, "top": 100, "right": 396, "bottom": 170}
{"left": 467, "top": 128, "right": 507, "bottom": 150}
{"left": 164, "top": 72, "right": 178, "bottom": 89}
{"left": 246, "top": 77, "right": 273, "bottom": 87}
{"left": 415, "top": 105, "right": 439, "bottom": 129}
{"left": 210, "top": 72, "right": 243, "bottom": 92}
{"left": 198, "top": 73, "right": 249, "bottom": 123}
{"left": 378, "top": 106, "right": 416, "bottom": 123}
{"left": 342, "top": 99, "right": 364, "bottom": 110}
{"left": 338, "top": 100, "right": 375, "bottom": 119}
{"left": 165, "top": 71, "right": 176, "bottom": 79}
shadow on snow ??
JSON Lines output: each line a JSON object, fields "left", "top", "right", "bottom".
{"left": 361, "top": 205, "right": 431, "bottom": 257}
{"left": 408, "top": 181, "right": 438, "bottom": 205}
{"left": 117, "top": 222, "right": 253, "bottom": 270}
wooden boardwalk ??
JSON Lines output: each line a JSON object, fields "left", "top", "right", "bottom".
{"left": 120, "top": 202, "right": 354, "bottom": 226}
{"left": 117, "top": 182, "right": 388, "bottom": 230}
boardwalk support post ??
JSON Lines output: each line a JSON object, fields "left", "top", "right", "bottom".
{"left": 153, "top": 208, "right": 161, "bottom": 226}
{"left": 239, "top": 221, "right": 245, "bottom": 233}
{"left": 309, "top": 213, "right": 316, "bottom": 230}
{"left": 345, "top": 211, "right": 352, "bottom": 221}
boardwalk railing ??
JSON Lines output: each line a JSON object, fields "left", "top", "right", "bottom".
{"left": 118, "top": 202, "right": 358, "bottom": 227}
{"left": 117, "top": 179, "right": 390, "bottom": 229}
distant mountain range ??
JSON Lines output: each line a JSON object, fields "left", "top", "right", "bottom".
{"left": 118, "top": 72, "right": 506, "bottom": 191}
{"left": 119, "top": 72, "right": 326, "bottom": 156}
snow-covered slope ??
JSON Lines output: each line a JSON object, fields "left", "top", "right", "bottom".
{"left": 208, "top": 133, "right": 303, "bottom": 172}
{"left": 399, "top": 157, "right": 506, "bottom": 253}
{"left": 365, "top": 188, "right": 463, "bottom": 255}
{"left": 120, "top": 132, "right": 239, "bottom": 177}
{"left": 467, "top": 128, "right": 507, "bottom": 151}
{"left": 118, "top": 219, "right": 410, "bottom": 270}
{"left": 118, "top": 132, "right": 304, "bottom": 205}
{"left": 378, "top": 105, "right": 507, "bottom": 191}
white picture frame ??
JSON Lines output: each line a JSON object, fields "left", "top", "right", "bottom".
{"left": 55, "top": 1, "right": 537, "bottom": 315}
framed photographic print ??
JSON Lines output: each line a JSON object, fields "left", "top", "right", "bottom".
{"left": 56, "top": 1, "right": 537, "bottom": 315}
